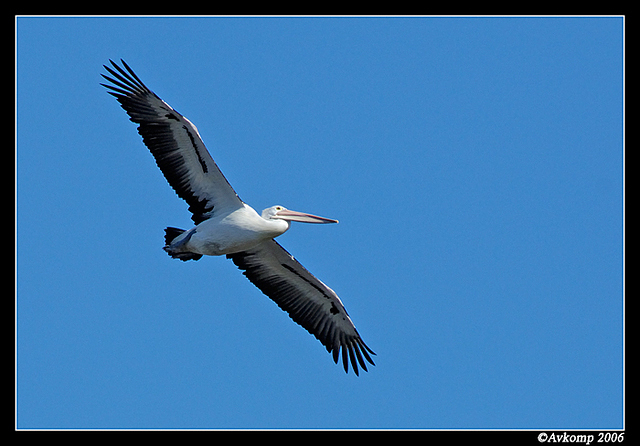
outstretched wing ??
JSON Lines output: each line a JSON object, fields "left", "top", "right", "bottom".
{"left": 227, "top": 240, "right": 375, "bottom": 375}
{"left": 101, "top": 59, "right": 243, "bottom": 224}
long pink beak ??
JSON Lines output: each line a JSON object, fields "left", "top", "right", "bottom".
{"left": 274, "top": 209, "right": 338, "bottom": 224}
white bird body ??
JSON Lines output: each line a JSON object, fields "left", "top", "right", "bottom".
{"left": 102, "top": 60, "right": 374, "bottom": 375}
{"left": 169, "top": 204, "right": 289, "bottom": 257}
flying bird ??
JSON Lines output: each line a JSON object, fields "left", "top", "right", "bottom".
{"left": 101, "top": 59, "right": 375, "bottom": 375}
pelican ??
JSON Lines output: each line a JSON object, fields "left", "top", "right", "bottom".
{"left": 101, "top": 60, "right": 375, "bottom": 375}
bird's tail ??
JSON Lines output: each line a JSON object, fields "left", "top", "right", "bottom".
{"left": 163, "top": 227, "right": 203, "bottom": 261}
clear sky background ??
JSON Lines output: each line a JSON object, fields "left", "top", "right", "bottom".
{"left": 16, "top": 16, "right": 623, "bottom": 429}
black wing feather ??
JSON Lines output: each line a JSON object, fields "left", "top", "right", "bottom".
{"left": 101, "top": 59, "right": 242, "bottom": 223}
{"left": 227, "top": 240, "right": 375, "bottom": 375}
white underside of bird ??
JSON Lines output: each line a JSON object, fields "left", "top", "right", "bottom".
{"left": 165, "top": 203, "right": 336, "bottom": 258}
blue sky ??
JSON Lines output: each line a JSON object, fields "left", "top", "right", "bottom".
{"left": 16, "top": 16, "right": 623, "bottom": 429}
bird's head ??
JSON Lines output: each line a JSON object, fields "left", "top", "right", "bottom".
{"left": 262, "top": 205, "right": 339, "bottom": 224}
